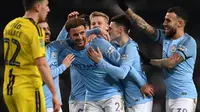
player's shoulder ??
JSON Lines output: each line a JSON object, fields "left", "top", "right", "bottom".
{"left": 126, "top": 39, "right": 138, "bottom": 48}
{"left": 47, "top": 39, "right": 71, "bottom": 49}
{"left": 92, "top": 36, "right": 110, "bottom": 45}
{"left": 184, "top": 33, "right": 196, "bottom": 43}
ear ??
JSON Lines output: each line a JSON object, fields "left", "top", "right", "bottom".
{"left": 118, "top": 26, "right": 123, "bottom": 33}
{"left": 34, "top": 3, "right": 41, "bottom": 12}
{"left": 105, "top": 24, "right": 109, "bottom": 31}
{"left": 178, "top": 19, "right": 184, "bottom": 27}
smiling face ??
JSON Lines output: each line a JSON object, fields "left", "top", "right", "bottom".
{"left": 68, "top": 25, "right": 87, "bottom": 50}
{"left": 90, "top": 16, "right": 109, "bottom": 31}
{"left": 163, "top": 12, "right": 180, "bottom": 37}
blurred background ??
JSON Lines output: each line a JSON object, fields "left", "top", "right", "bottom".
{"left": 0, "top": 0, "right": 200, "bottom": 111}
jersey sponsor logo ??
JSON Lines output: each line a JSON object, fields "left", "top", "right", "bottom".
{"left": 170, "top": 45, "right": 176, "bottom": 52}
{"left": 120, "top": 54, "right": 128, "bottom": 60}
{"left": 71, "top": 64, "right": 98, "bottom": 70}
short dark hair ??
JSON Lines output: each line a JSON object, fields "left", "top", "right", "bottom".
{"left": 79, "top": 14, "right": 90, "bottom": 27}
{"left": 111, "top": 14, "right": 131, "bottom": 34}
{"left": 65, "top": 18, "right": 87, "bottom": 32}
{"left": 167, "top": 7, "right": 189, "bottom": 24}
{"left": 22, "top": 0, "right": 43, "bottom": 11}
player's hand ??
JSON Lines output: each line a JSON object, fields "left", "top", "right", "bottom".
{"left": 88, "top": 47, "right": 103, "bottom": 63}
{"left": 68, "top": 11, "right": 79, "bottom": 20}
{"left": 117, "top": 0, "right": 129, "bottom": 11}
{"left": 62, "top": 54, "right": 75, "bottom": 68}
{"left": 138, "top": 50, "right": 151, "bottom": 65}
{"left": 140, "top": 83, "right": 154, "bottom": 98}
{"left": 52, "top": 94, "right": 61, "bottom": 112}
{"left": 100, "top": 29, "right": 110, "bottom": 42}
{"left": 88, "top": 34, "right": 97, "bottom": 42}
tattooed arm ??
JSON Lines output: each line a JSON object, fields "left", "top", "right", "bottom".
{"left": 150, "top": 53, "right": 184, "bottom": 68}
{"left": 126, "top": 9, "right": 157, "bottom": 40}
{"left": 117, "top": 0, "right": 157, "bottom": 40}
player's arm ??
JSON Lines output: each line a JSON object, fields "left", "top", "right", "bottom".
{"left": 36, "top": 57, "right": 57, "bottom": 94}
{"left": 139, "top": 50, "right": 184, "bottom": 68}
{"left": 56, "top": 26, "right": 68, "bottom": 41}
{"left": 56, "top": 25, "right": 101, "bottom": 41}
{"left": 51, "top": 54, "right": 75, "bottom": 78}
{"left": 88, "top": 47, "right": 130, "bottom": 79}
{"left": 117, "top": 0, "right": 157, "bottom": 40}
{"left": 129, "top": 67, "right": 146, "bottom": 87}
{"left": 31, "top": 25, "right": 60, "bottom": 111}
{"left": 150, "top": 53, "right": 184, "bottom": 68}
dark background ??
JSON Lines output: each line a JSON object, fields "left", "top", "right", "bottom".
{"left": 1, "top": 0, "right": 200, "bottom": 112}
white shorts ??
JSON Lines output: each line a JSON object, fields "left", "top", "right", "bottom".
{"left": 46, "top": 107, "right": 62, "bottom": 112}
{"left": 69, "top": 101, "right": 85, "bottom": 112}
{"left": 166, "top": 98, "right": 197, "bottom": 112}
{"left": 126, "top": 101, "right": 153, "bottom": 112}
{"left": 84, "top": 95, "right": 125, "bottom": 112}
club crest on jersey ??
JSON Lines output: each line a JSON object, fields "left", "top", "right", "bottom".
{"left": 170, "top": 45, "right": 176, "bottom": 52}
{"left": 178, "top": 45, "right": 187, "bottom": 52}
{"left": 106, "top": 46, "right": 115, "bottom": 55}
{"left": 120, "top": 54, "right": 128, "bottom": 60}
{"left": 51, "top": 52, "right": 57, "bottom": 59}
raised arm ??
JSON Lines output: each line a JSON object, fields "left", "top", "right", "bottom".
{"left": 117, "top": 0, "right": 157, "bottom": 40}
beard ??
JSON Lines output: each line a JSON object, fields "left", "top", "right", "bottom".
{"left": 74, "top": 37, "right": 88, "bottom": 50}
{"left": 165, "top": 28, "right": 176, "bottom": 38}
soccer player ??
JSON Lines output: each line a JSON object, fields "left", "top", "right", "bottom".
{"left": 38, "top": 21, "right": 75, "bottom": 112}
{"left": 52, "top": 11, "right": 109, "bottom": 112}
{"left": 117, "top": 0, "right": 198, "bottom": 111}
{"left": 3, "top": 0, "right": 60, "bottom": 112}
{"left": 89, "top": 11, "right": 111, "bottom": 42}
{"left": 58, "top": 18, "right": 125, "bottom": 112}
{"left": 88, "top": 14, "right": 153, "bottom": 112}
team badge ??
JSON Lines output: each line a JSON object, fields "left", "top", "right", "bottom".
{"left": 170, "top": 45, "right": 176, "bottom": 52}
{"left": 51, "top": 52, "right": 57, "bottom": 59}
{"left": 120, "top": 54, "right": 128, "bottom": 60}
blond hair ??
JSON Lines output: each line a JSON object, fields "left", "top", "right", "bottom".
{"left": 89, "top": 11, "right": 109, "bottom": 24}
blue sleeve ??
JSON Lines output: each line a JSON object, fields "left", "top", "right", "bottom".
{"left": 154, "top": 29, "right": 165, "bottom": 45}
{"left": 97, "top": 59, "right": 131, "bottom": 79}
{"left": 129, "top": 68, "right": 147, "bottom": 87}
{"left": 56, "top": 25, "right": 68, "bottom": 41}
{"left": 123, "top": 43, "right": 147, "bottom": 87}
{"left": 86, "top": 28, "right": 101, "bottom": 37}
{"left": 94, "top": 38, "right": 135, "bottom": 79}
{"left": 176, "top": 37, "right": 196, "bottom": 60}
{"left": 51, "top": 64, "right": 67, "bottom": 78}
{"left": 91, "top": 36, "right": 121, "bottom": 65}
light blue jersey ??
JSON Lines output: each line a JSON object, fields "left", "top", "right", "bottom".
{"left": 119, "top": 40, "right": 152, "bottom": 107}
{"left": 155, "top": 29, "right": 197, "bottom": 99}
{"left": 43, "top": 41, "right": 68, "bottom": 108}
{"left": 100, "top": 39, "right": 152, "bottom": 107}
{"left": 58, "top": 37, "right": 123, "bottom": 101}
{"left": 56, "top": 28, "right": 102, "bottom": 103}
